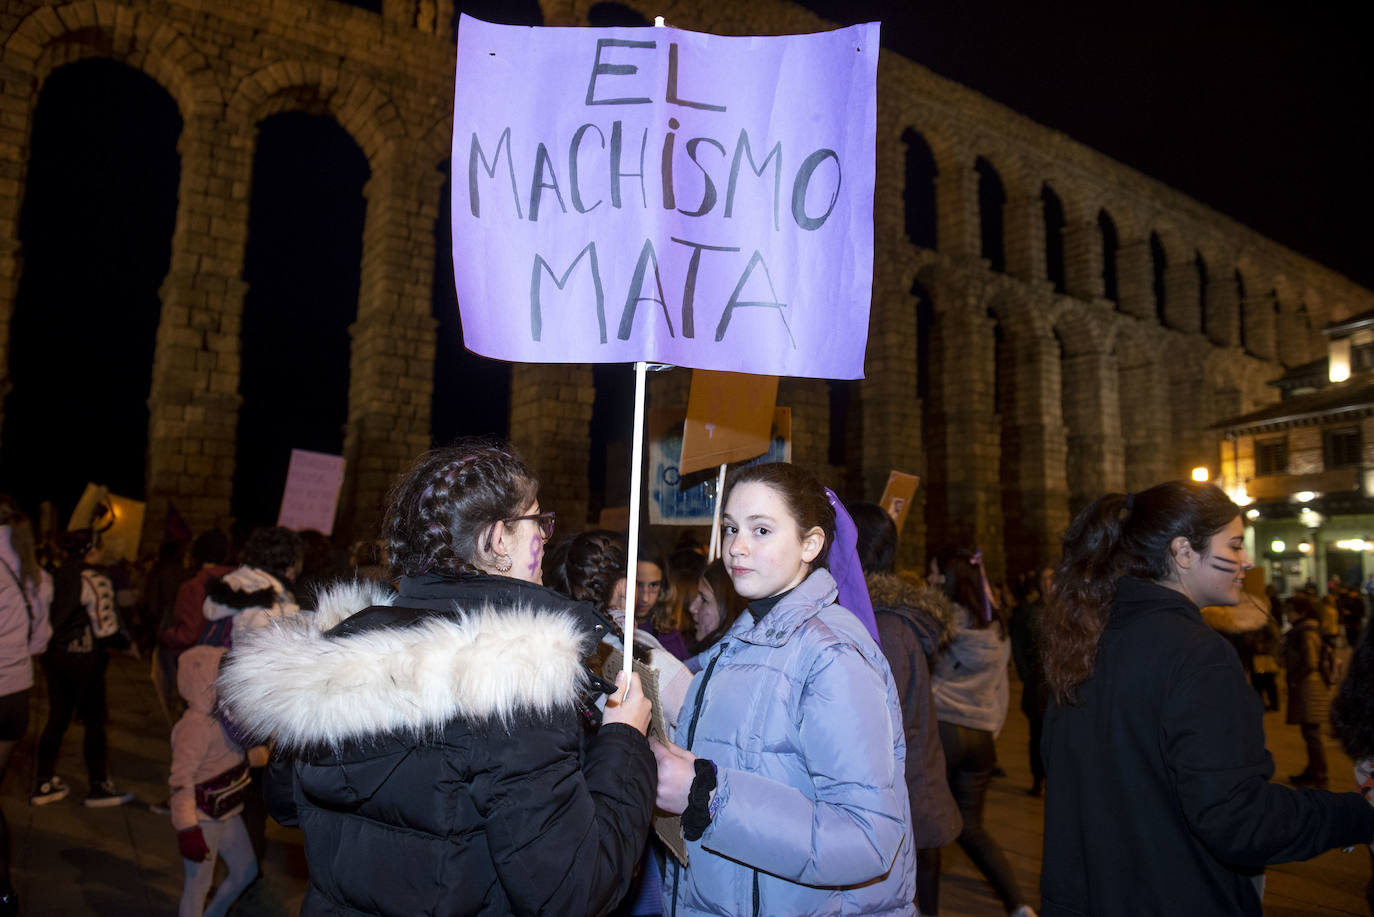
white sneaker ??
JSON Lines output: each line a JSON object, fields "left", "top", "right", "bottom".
{"left": 30, "top": 776, "right": 70, "bottom": 806}
{"left": 84, "top": 779, "right": 134, "bottom": 808}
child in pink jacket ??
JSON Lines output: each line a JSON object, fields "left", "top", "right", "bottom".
{"left": 170, "top": 645, "right": 257, "bottom": 917}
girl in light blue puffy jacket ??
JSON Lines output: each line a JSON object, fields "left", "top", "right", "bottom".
{"left": 653, "top": 462, "right": 916, "bottom": 917}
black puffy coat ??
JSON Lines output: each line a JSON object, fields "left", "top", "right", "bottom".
{"left": 219, "top": 577, "right": 655, "bottom": 916}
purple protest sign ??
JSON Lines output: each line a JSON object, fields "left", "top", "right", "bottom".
{"left": 451, "top": 16, "right": 878, "bottom": 380}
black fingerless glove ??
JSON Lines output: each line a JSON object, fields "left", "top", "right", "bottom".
{"left": 681, "top": 758, "right": 718, "bottom": 841}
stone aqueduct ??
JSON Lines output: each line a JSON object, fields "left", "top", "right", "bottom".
{"left": 2, "top": 0, "right": 1371, "bottom": 577}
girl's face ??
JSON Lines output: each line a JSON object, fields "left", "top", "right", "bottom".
{"left": 721, "top": 482, "right": 824, "bottom": 600}
{"left": 1175, "top": 515, "right": 1252, "bottom": 608}
{"left": 502, "top": 500, "right": 545, "bottom": 585}
{"left": 635, "top": 561, "right": 662, "bottom": 620}
{"left": 689, "top": 577, "right": 720, "bottom": 640}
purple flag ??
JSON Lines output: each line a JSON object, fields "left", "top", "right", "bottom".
{"left": 450, "top": 16, "right": 879, "bottom": 380}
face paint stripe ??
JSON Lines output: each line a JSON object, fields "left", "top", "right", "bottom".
{"left": 1209, "top": 557, "right": 1240, "bottom": 573}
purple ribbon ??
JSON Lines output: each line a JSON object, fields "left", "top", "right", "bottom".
{"left": 825, "top": 488, "right": 881, "bottom": 648}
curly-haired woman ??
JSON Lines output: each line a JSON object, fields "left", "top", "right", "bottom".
{"left": 219, "top": 437, "right": 655, "bottom": 916}
{"left": 1041, "top": 481, "right": 1374, "bottom": 916}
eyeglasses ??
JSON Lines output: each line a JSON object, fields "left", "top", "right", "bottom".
{"left": 505, "top": 510, "right": 556, "bottom": 540}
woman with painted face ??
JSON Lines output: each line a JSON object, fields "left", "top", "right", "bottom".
{"left": 218, "top": 438, "right": 656, "bottom": 917}
{"left": 1040, "top": 480, "right": 1374, "bottom": 916}
{"left": 652, "top": 462, "right": 916, "bottom": 916}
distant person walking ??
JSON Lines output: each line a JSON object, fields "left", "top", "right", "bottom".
{"left": 32, "top": 529, "right": 133, "bottom": 807}
{"left": 1283, "top": 594, "right": 1332, "bottom": 788}
{"left": 170, "top": 645, "right": 256, "bottom": 917}
{"left": 928, "top": 545, "right": 1036, "bottom": 917}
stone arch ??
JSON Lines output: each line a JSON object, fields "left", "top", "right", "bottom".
{"left": 0, "top": 56, "right": 183, "bottom": 514}
{"left": 1041, "top": 182, "right": 1067, "bottom": 293}
{"left": 1115, "top": 322, "right": 1171, "bottom": 489}
{"left": 1149, "top": 230, "right": 1167, "bottom": 324}
{"left": 1098, "top": 207, "right": 1120, "bottom": 304}
{"left": 909, "top": 121, "right": 963, "bottom": 176}
{"left": 5, "top": 2, "right": 223, "bottom": 120}
{"left": 1234, "top": 266, "right": 1251, "bottom": 352}
{"left": 417, "top": 111, "right": 455, "bottom": 172}
{"left": 1053, "top": 305, "right": 1123, "bottom": 514}
{"left": 233, "top": 112, "right": 371, "bottom": 526}
{"left": 902, "top": 127, "right": 938, "bottom": 250}
{"left": 227, "top": 62, "right": 406, "bottom": 166}
{"left": 1052, "top": 304, "right": 1118, "bottom": 358}
{"left": 974, "top": 155, "right": 1005, "bottom": 271}
{"left": 0, "top": 4, "right": 222, "bottom": 385}
{"left": 1043, "top": 174, "right": 1094, "bottom": 228}
{"left": 1304, "top": 290, "right": 1331, "bottom": 357}
{"left": 1195, "top": 250, "right": 1210, "bottom": 337}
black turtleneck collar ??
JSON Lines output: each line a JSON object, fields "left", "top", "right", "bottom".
{"left": 748, "top": 586, "right": 796, "bottom": 625}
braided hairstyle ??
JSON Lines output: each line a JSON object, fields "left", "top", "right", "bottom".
{"left": 384, "top": 438, "right": 538, "bottom": 579}
{"left": 547, "top": 530, "right": 627, "bottom": 613}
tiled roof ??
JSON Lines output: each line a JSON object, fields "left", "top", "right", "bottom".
{"left": 1213, "top": 374, "right": 1374, "bottom": 432}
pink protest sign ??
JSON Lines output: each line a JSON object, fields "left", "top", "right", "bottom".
{"left": 277, "top": 449, "right": 347, "bottom": 536}
{"left": 451, "top": 16, "right": 878, "bottom": 380}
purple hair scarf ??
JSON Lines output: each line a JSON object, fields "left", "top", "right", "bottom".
{"left": 825, "top": 488, "right": 882, "bottom": 648}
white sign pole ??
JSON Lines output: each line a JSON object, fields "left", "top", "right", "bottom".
{"left": 623, "top": 360, "right": 649, "bottom": 673}
{"left": 619, "top": 11, "right": 670, "bottom": 682}
{"left": 708, "top": 462, "right": 727, "bottom": 561}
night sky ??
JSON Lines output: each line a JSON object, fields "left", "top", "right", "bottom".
{"left": 797, "top": 0, "right": 1374, "bottom": 290}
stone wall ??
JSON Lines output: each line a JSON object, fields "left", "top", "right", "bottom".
{"left": 1, "top": 0, "right": 1371, "bottom": 577}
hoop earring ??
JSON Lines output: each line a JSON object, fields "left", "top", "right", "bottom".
{"left": 495, "top": 553, "right": 513, "bottom": 573}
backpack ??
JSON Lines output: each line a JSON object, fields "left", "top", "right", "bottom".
{"left": 47, "top": 561, "right": 93, "bottom": 651}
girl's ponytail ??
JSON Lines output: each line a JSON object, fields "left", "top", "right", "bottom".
{"left": 1043, "top": 481, "right": 1240, "bottom": 704}
{"left": 1044, "top": 492, "right": 1131, "bottom": 704}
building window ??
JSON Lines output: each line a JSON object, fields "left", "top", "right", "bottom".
{"left": 1255, "top": 437, "right": 1288, "bottom": 476}
{"left": 1323, "top": 427, "right": 1363, "bottom": 469}
{"left": 1354, "top": 343, "right": 1374, "bottom": 373}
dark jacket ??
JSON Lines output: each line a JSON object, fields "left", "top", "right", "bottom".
{"left": 867, "top": 573, "right": 962, "bottom": 848}
{"left": 1283, "top": 617, "right": 1330, "bottom": 726}
{"left": 1009, "top": 599, "right": 1048, "bottom": 718}
{"left": 1042, "top": 577, "right": 1374, "bottom": 916}
{"left": 219, "top": 577, "right": 656, "bottom": 917}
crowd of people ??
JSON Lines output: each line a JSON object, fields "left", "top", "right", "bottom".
{"left": 3, "top": 443, "right": 1374, "bottom": 915}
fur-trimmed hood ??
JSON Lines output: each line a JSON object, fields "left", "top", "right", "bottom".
{"left": 217, "top": 580, "right": 593, "bottom": 751}
{"left": 865, "top": 573, "right": 959, "bottom": 652}
{"left": 204, "top": 565, "right": 298, "bottom": 621}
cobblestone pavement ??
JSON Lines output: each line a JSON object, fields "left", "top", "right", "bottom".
{"left": 2, "top": 653, "right": 1369, "bottom": 915}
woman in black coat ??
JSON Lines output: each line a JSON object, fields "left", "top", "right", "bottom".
{"left": 220, "top": 438, "right": 655, "bottom": 916}
{"left": 1040, "top": 481, "right": 1374, "bottom": 916}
